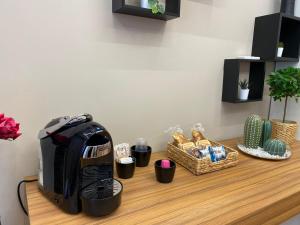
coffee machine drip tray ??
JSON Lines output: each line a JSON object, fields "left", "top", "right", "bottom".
{"left": 81, "top": 179, "right": 113, "bottom": 199}
{"left": 81, "top": 179, "right": 123, "bottom": 217}
{"left": 81, "top": 165, "right": 113, "bottom": 190}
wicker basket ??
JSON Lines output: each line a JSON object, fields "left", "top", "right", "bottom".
{"left": 271, "top": 119, "right": 298, "bottom": 145}
{"left": 167, "top": 140, "right": 239, "bottom": 176}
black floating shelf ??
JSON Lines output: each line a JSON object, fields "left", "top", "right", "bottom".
{"left": 222, "top": 59, "right": 266, "bottom": 103}
{"left": 273, "top": 56, "right": 300, "bottom": 62}
{"left": 252, "top": 13, "right": 300, "bottom": 62}
{"left": 112, "top": 0, "right": 180, "bottom": 21}
{"left": 229, "top": 98, "right": 263, "bottom": 103}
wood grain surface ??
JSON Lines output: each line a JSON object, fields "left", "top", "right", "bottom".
{"left": 25, "top": 138, "right": 300, "bottom": 225}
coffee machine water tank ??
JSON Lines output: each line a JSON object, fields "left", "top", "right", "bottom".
{"left": 38, "top": 114, "right": 122, "bottom": 216}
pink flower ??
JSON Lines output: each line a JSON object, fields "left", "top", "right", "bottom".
{"left": 0, "top": 113, "right": 21, "bottom": 140}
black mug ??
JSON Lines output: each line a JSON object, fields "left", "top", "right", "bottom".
{"left": 155, "top": 160, "right": 176, "bottom": 183}
{"left": 115, "top": 158, "right": 136, "bottom": 179}
{"left": 131, "top": 146, "right": 152, "bottom": 167}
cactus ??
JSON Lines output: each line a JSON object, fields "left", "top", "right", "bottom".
{"left": 244, "top": 115, "right": 263, "bottom": 149}
{"left": 259, "top": 120, "right": 272, "bottom": 148}
{"left": 264, "top": 139, "right": 286, "bottom": 156}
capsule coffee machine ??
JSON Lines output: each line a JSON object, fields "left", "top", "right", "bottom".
{"left": 38, "top": 114, "right": 122, "bottom": 216}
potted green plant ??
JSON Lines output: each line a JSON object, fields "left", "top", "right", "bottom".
{"left": 148, "top": 0, "right": 165, "bottom": 14}
{"left": 238, "top": 79, "right": 250, "bottom": 100}
{"left": 277, "top": 42, "right": 284, "bottom": 57}
{"left": 267, "top": 67, "right": 300, "bottom": 144}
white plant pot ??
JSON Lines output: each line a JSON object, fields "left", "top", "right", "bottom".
{"left": 239, "top": 89, "right": 250, "bottom": 100}
{"left": 140, "top": 0, "right": 150, "bottom": 9}
{"left": 277, "top": 47, "right": 284, "bottom": 57}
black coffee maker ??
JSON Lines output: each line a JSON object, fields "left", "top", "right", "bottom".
{"left": 38, "top": 114, "right": 122, "bottom": 216}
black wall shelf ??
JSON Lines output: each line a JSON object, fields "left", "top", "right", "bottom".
{"left": 252, "top": 13, "right": 300, "bottom": 62}
{"left": 112, "top": 0, "right": 181, "bottom": 21}
{"left": 222, "top": 59, "right": 266, "bottom": 103}
{"left": 222, "top": 13, "right": 300, "bottom": 104}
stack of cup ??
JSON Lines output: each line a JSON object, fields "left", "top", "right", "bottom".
{"left": 114, "top": 143, "right": 135, "bottom": 179}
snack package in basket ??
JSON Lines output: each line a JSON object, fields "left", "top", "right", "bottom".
{"left": 165, "top": 125, "right": 195, "bottom": 151}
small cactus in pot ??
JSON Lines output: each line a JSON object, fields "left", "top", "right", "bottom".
{"left": 244, "top": 115, "right": 263, "bottom": 149}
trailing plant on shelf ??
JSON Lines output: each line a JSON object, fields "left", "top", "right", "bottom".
{"left": 267, "top": 67, "right": 300, "bottom": 123}
{"left": 149, "top": 0, "right": 165, "bottom": 15}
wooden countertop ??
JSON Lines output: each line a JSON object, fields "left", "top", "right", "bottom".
{"left": 25, "top": 138, "right": 300, "bottom": 225}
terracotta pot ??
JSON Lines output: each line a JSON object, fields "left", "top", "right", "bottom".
{"left": 271, "top": 119, "right": 298, "bottom": 145}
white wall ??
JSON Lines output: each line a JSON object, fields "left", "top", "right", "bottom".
{"left": 0, "top": 0, "right": 279, "bottom": 224}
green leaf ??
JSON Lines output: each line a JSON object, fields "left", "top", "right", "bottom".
{"left": 267, "top": 67, "right": 300, "bottom": 103}
{"left": 152, "top": 5, "right": 159, "bottom": 14}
